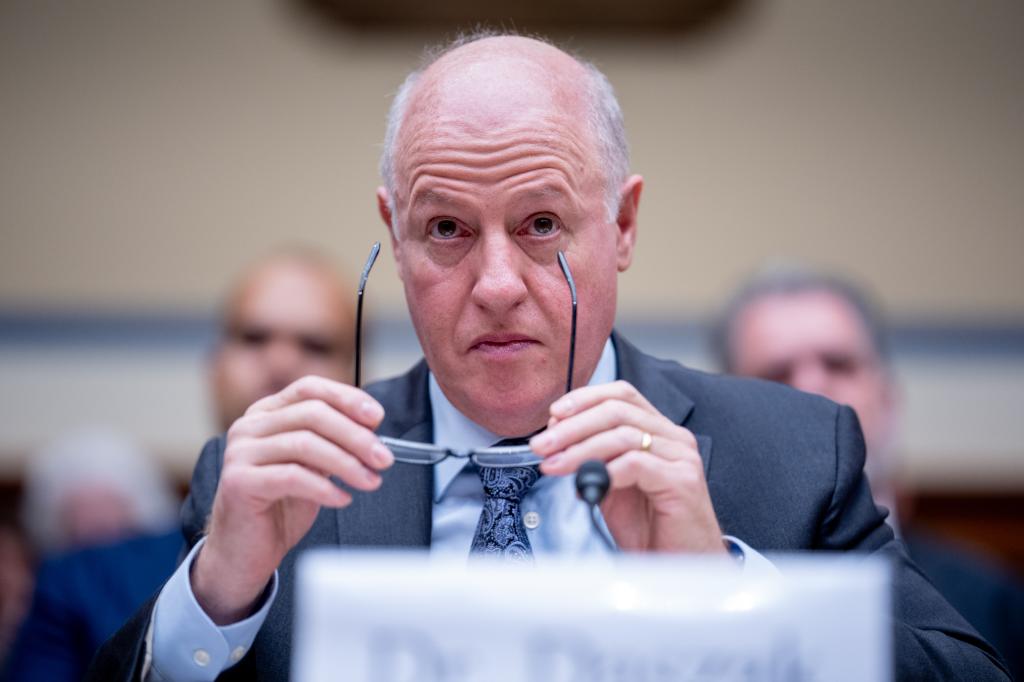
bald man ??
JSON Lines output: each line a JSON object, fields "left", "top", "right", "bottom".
{"left": 209, "top": 250, "right": 355, "bottom": 431}
{"left": 91, "top": 34, "right": 1009, "bottom": 681}
{"left": 6, "top": 250, "right": 355, "bottom": 682}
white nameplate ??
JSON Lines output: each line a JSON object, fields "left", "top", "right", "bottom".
{"left": 293, "top": 551, "right": 890, "bottom": 682}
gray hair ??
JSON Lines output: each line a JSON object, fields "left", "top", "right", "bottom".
{"left": 711, "top": 266, "right": 890, "bottom": 373}
{"left": 20, "top": 427, "right": 179, "bottom": 553}
{"left": 379, "top": 30, "right": 630, "bottom": 225}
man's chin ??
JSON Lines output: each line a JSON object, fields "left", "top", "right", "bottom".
{"left": 458, "top": 387, "right": 556, "bottom": 438}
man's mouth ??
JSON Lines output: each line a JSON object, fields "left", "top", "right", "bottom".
{"left": 469, "top": 333, "right": 538, "bottom": 355}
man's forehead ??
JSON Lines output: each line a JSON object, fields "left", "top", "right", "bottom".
{"left": 427, "top": 36, "right": 587, "bottom": 87}
{"left": 743, "top": 291, "right": 876, "bottom": 353}
{"left": 413, "top": 182, "right": 571, "bottom": 205}
{"left": 395, "top": 118, "right": 597, "bottom": 215}
{"left": 393, "top": 54, "right": 598, "bottom": 198}
{"left": 401, "top": 40, "right": 590, "bottom": 146}
{"left": 230, "top": 261, "right": 350, "bottom": 321}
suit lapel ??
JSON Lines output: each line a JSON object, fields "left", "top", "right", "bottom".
{"left": 612, "top": 331, "right": 713, "bottom": 476}
{"left": 334, "top": 360, "right": 434, "bottom": 548}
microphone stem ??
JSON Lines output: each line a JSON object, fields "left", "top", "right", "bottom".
{"left": 588, "top": 502, "right": 618, "bottom": 553}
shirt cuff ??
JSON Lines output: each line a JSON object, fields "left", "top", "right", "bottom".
{"left": 147, "top": 537, "right": 279, "bottom": 681}
{"left": 723, "top": 535, "right": 780, "bottom": 576}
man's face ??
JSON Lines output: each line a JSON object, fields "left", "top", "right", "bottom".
{"left": 210, "top": 261, "right": 354, "bottom": 430}
{"left": 379, "top": 40, "right": 639, "bottom": 436}
{"left": 729, "top": 290, "right": 895, "bottom": 455}
{"left": 58, "top": 484, "right": 138, "bottom": 549}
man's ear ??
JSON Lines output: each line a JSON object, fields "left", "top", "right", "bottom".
{"left": 615, "top": 175, "right": 643, "bottom": 272}
{"left": 377, "top": 186, "right": 398, "bottom": 245}
{"left": 376, "top": 186, "right": 404, "bottom": 281}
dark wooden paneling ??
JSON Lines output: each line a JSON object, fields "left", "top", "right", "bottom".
{"left": 907, "top": 492, "right": 1024, "bottom": 578}
{"left": 291, "top": 0, "right": 750, "bottom": 33}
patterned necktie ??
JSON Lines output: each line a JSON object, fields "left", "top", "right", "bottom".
{"left": 470, "top": 438, "right": 541, "bottom": 562}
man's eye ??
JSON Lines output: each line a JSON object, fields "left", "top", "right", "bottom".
{"left": 430, "top": 219, "right": 461, "bottom": 239}
{"left": 300, "top": 336, "right": 335, "bottom": 357}
{"left": 823, "top": 353, "right": 860, "bottom": 376}
{"left": 525, "top": 215, "right": 559, "bottom": 236}
{"left": 233, "top": 328, "right": 269, "bottom": 347}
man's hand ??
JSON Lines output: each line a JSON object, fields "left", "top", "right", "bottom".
{"left": 191, "top": 376, "right": 394, "bottom": 624}
{"left": 530, "top": 381, "right": 725, "bottom": 554}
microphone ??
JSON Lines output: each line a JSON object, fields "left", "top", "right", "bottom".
{"left": 575, "top": 460, "right": 617, "bottom": 552}
{"left": 575, "top": 460, "right": 610, "bottom": 505}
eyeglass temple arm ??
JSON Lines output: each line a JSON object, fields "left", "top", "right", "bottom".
{"left": 354, "top": 241, "right": 381, "bottom": 389}
{"left": 557, "top": 251, "right": 578, "bottom": 395}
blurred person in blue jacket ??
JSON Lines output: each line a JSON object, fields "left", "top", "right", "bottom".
{"left": 4, "top": 428, "right": 181, "bottom": 681}
{"left": 4, "top": 249, "right": 356, "bottom": 682}
{"left": 713, "top": 267, "right": 1024, "bottom": 679}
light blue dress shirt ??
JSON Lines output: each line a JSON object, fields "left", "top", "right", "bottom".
{"left": 146, "top": 338, "right": 774, "bottom": 681}
{"left": 429, "top": 338, "right": 619, "bottom": 558}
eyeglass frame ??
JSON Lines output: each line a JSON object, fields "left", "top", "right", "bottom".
{"left": 353, "top": 241, "right": 578, "bottom": 469}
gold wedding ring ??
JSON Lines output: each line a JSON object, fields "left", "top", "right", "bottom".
{"left": 640, "top": 431, "right": 653, "bottom": 452}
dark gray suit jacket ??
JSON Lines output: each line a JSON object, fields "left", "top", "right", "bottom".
{"left": 88, "top": 334, "right": 1011, "bottom": 680}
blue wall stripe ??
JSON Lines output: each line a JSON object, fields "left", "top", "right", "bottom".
{"left": 1, "top": 311, "right": 1022, "bottom": 358}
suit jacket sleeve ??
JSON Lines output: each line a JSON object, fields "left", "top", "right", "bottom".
{"left": 85, "top": 436, "right": 226, "bottom": 682}
{"left": 825, "top": 406, "right": 1011, "bottom": 681}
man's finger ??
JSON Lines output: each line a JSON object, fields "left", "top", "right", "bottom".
{"left": 531, "top": 399, "right": 674, "bottom": 457}
{"left": 604, "top": 451, "right": 701, "bottom": 495}
{"left": 231, "top": 399, "right": 394, "bottom": 470}
{"left": 538, "top": 425, "right": 689, "bottom": 476}
{"left": 548, "top": 380, "right": 655, "bottom": 420}
{"left": 231, "top": 431, "right": 383, "bottom": 492}
{"left": 231, "top": 462, "right": 354, "bottom": 509}
{"left": 245, "top": 375, "right": 385, "bottom": 429}
{"left": 603, "top": 453, "right": 724, "bottom": 553}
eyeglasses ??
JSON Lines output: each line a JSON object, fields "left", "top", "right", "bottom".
{"left": 353, "top": 242, "right": 578, "bottom": 469}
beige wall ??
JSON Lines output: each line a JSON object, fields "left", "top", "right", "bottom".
{"left": 1, "top": 1, "right": 1022, "bottom": 486}
{"left": 1, "top": 0, "right": 1022, "bottom": 319}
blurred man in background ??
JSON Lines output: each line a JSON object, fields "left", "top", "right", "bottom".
{"left": 4, "top": 248, "right": 356, "bottom": 681}
{"left": 713, "top": 267, "right": 1024, "bottom": 678}
{"left": 208, "top": 249, "right": 357, "bottom": 430}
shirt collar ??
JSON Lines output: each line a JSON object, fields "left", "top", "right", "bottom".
{"left": 430, "top": 336, "right": 618, "bottom": 501}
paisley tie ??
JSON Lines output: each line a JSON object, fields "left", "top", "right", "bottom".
{"left": 470, "top": 438, "right": 541, "bottom": 562}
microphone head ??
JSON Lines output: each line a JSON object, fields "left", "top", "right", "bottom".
{"left": 575, "top": 459, "right": 610, "bottom": 506}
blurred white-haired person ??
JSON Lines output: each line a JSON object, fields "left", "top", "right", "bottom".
{"left": 20, "top": 427, "right": 178, "bottom": 556}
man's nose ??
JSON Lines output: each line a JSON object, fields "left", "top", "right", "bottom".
{"left": 264, "top": 337, "right": 307, "bottom": 387}
{"left": 469, "top": 234, "right": 528, "bottom": 314}
{"left": 790, "top": 359, "right": 831, "bottom": 397}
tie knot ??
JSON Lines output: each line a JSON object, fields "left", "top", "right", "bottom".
{"left": 477, "top": 465, "right": 540, "bottom": 501}
{"left": 477, "top": 436, "right": 539, "bottom": 500}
